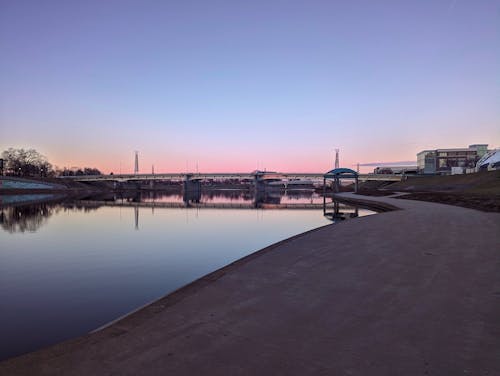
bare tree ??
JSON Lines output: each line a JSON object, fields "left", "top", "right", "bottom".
{"left": 1, "top": 148, "right": 53, "bottom": 177}
{"left": 55, "top": 167, "right": 101, "bottom": 176}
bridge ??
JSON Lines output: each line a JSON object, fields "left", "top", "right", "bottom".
{"left": 60, "top": 171, "right": 404, "bottom": 183}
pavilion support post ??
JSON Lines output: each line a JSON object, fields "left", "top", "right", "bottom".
{"left": 322, "top": 178, "right": 326, "bottom": 216}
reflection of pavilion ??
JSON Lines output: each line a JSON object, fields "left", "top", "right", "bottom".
{"left": 322, "top": 198, "right": 359, "bottom": 222}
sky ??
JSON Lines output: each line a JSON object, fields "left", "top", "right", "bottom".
{"left": 1, "top": 0, "right": 499, "bottom": 174}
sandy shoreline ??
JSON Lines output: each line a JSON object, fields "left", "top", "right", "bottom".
{"left": 1, "top": 194, "right": 499, "bottom": 375}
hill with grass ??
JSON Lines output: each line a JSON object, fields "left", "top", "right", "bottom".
{"left": 356, "top": 171, "right": 500, "bottom": 212}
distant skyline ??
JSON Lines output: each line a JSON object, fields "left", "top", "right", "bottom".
{"left": 1, "top": 0, "right": 499, "bottom": 174}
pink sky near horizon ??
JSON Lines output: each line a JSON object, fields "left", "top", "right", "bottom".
{"left": 4, "top": 135, "right": 498, "bottom": 176}
{"left": 1, "top": 1, "right": 499, "bottom": 174}
{"left": 26, "top": 137, "right": 497, "bottom": 175}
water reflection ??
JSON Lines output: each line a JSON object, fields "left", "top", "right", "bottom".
{"left": 0, "top": 204, "right": 54, "bottom": 233}
{"left": 0, "top": 202, "right": 99, "bottom": 233}
{"left": 0, "top": 192, "right": 375, "bottom": 360}
{"left": 323, "top": 200, "right": 359, "bottom": 222}
{"left": 0, "top": 190, "right": 372, "bottom": 232}
{"left": 134, "top": 206, "right": 139, "bottom": 230}
{"left": 89, "top": 189, "right": 327, "bottom": 207}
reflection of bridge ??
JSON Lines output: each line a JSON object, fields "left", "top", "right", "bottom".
{"left": 74, "top": 198, "right": 364, "bottom": 230}
{"left": 61, "top": 171, "right": 403, "bottom": 183}
{"left": 75, "top": 200, "right": 329, "bottom": 210}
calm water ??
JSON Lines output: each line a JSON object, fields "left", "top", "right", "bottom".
{"left": 0, "top": 190, "right": 374, "bottom": 361}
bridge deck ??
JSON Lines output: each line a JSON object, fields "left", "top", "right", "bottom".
{"left": 61, "top": 172, "right": 403, "bottom": 182}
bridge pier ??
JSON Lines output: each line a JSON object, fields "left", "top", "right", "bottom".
{"left": 113, "top": 181, "right": 125, "bottom": 190}
{"left": 183, "top": 175, "right": 201, "bottom": 206}
{"left": 253, "top": 174, "right": 266, "bottom": 192}
{"left": 183, "top": 188, "right": 201, "bottom": 206}
{"left": 253, "top": 190, "right": 265, "bottom": 208}
{"left": 183, "top": 176, "right": 201, "bottom": 192}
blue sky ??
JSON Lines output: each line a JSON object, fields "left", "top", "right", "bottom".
{"left": 1, "top": 0, "right": 499, "bottom": 173}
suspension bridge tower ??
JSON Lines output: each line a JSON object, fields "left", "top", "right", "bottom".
{"left": 134, "top": 151, "right": 139, "bottom": 175}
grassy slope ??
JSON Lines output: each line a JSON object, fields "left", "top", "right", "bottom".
{"left": 386, "top": 170, "right": 500, "bottom": 194}
{"left": 354, "top": 171, "right": 500, "bottom": 212}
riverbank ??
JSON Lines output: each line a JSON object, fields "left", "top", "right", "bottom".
{"left": 1, "top": 193, "right": 498, "bottom": 375}
{"left": 0, "top": 176, "right": 104, "bottom": 197}
{"left": 357, "top": 170, "right": 500, "bottom": 212}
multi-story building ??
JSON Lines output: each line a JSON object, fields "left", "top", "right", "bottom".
{"left": 417, "top": 144, "right": 489, "bottom": 175}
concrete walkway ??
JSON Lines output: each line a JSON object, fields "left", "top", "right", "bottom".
{"left": 1, "top": 194, "right": 499, "bottom": 375}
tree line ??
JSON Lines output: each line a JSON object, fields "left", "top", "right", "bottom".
{"left": 0, "top": 148, "right": 101, "bottom": 177}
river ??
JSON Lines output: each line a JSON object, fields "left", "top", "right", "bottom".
{"left": 0, "top": 189, "right": 375, "bottom": 361}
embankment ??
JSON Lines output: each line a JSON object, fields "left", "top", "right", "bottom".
{"left": 0, "top": 193, "right": 498, "bottom": 375}
{"left": 358, "top": 170, "right": 500, "bottom": 212}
